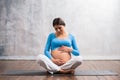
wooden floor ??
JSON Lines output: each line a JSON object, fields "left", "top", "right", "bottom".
{"left": 0, "top": 60, "right": 120, "bottom": 80}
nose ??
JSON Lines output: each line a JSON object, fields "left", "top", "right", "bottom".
{"left": 57, "top": 29, "right": 60, "bottom": 32}
{"left": 56, "top": 29, "right": 60, "bottom": 32}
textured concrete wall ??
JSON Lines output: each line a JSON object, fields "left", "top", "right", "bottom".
{"left": 0, "top": 0, "right": 120, "bottom": 59}
{"left": 0, "top": 0, "right": 46, "bottom": 57}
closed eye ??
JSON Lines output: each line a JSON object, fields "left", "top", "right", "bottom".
{"left": 55, "top": 27, "right": 62, "bottom": 31}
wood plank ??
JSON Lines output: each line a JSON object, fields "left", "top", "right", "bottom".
{"left": 0, "top": 60, "right": 119, "bottom": 80}
{"left": 89, "top": 60, "right": 120, "bottom": 80}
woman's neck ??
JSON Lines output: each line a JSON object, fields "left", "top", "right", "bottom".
{"left": 56, "top": 31, "right": 68, "bottom": 38}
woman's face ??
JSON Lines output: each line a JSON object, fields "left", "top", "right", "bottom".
{"left": 54, "top": 25, "right": 65, "bottom": 34}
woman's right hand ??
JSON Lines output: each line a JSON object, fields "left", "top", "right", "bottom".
{"left": 51, "top": 58, "right": 65, "bottom": 66}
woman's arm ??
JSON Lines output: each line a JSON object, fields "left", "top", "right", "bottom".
{"left": 71, "top": 35, "right": 80, "bottom": 56}
{"left": 44, "top": 34, "right": 52, "bottom": 59}
{"left": 57, "top": 35, "right": 80, "bottom": 56}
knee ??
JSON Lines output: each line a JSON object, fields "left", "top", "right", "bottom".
{"left": 36, "top": 54, "right": 46, "bottom": 63}
{"left": 74, "top": 56, "right": 83, "bottom": 64}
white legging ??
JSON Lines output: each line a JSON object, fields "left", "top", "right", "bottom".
{"left": 36, "top": 54, "right": 83, "bottom": 74}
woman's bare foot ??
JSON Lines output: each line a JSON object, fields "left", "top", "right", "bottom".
{"left": 59, "top": 69, "right": 75, "bottom": 74}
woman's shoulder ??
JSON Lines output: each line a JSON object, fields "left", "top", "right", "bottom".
{"left": 68, "top": 33, "right": 74, "bottom": 38}
{"left": 48, "top": 32, "right": 56, "bottom": 38}
{"left": 49, "top": 32, "right": 55, "bottom": 36}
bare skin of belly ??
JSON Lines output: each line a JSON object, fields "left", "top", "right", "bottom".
{"left": 51, "top": 49, "right": 71, "bottom": 63}
{"left": 51, "top": 50, "right": 75, "bottom": 73}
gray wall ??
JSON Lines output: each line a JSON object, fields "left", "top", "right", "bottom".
{"left": 0, "top": 0, "right": 120, "bottom": 60}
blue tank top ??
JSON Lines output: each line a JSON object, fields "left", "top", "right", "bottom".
{"left": 44, "top": 33, "right": 80, "bottom": 59}
{"left": 51, "top": 35, "right": 71, "bottom": 50}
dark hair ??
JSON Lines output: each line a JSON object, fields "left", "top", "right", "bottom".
{"left": 53, "top": 17, "right": 66, "bottom": 27}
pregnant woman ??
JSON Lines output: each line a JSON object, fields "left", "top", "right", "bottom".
{"left": 37, "top": 17, "right": 83, "bottom": 74}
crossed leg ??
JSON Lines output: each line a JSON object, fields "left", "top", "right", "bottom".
{"left": 36, "top": 54, "right": 83, "bottom": 74}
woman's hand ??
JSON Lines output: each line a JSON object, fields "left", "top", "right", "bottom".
{"left": 51, "top": 58, "right": 65, "bottom": 66}
{"left": 58, "top": 46, "right": 72, "bottom": 53}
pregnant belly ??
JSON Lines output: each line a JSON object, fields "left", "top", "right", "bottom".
{"left": 51, "top": 50, "right": 71, "bottom": 63}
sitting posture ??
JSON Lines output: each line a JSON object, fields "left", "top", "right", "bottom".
{"left": 37, "top": 17, "right": 83, "bottom": 74}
